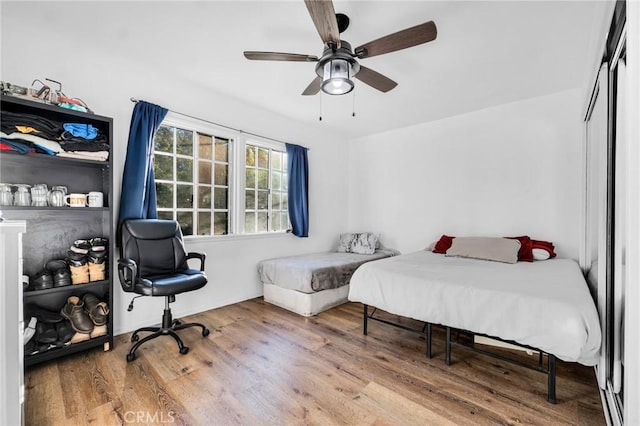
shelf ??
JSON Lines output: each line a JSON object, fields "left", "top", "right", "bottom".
{"left": 0, "top": 150, "right": 109, "bottom": 167}
{"left": 24, "top": 280, "right": 109, "bottom": 299}
{"left": 25, "top": 335, "right": 110, "bottom": 367}
{"left": 1, "top": 206, "right": 109, "bottom": 212}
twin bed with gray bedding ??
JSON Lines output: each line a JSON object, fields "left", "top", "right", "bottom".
{"left": 258, "top": 248, "right": 399, "bottom": 316}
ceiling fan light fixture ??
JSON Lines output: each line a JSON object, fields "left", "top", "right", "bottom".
{"left": 321, "top": 58, "right": 354, "bottom": 95}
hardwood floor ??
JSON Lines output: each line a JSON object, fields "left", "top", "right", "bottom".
{"left": 24, "top": 299, "right": 605, "bottom": 425}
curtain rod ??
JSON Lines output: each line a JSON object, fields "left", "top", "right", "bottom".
{"left": 130, "top": 97, "right": 307, "bottom": 149}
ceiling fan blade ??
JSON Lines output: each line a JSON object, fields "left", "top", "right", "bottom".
{"left": 244, "top": 51, "right": 318, "bottom": 62}
{"left": 302, "top": 76, "right": 322, "bottom": 96}
{"left": 354, "top": 66, "right": 398, "bottom": 93}
{"left": 355, "top": 21, "right": 437, "bottom": 59}
{"left": 304, "top": 0, "right": 341, "bottom": 48}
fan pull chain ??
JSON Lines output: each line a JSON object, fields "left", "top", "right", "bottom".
{"left": 319, "top": 93, "right": 323, "bottom": 121}
{"left": 352, "top": 90, "right": 356, "bottom": 117}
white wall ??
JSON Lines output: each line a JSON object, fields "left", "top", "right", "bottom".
{"left": 1, "top": 8, "right": 350, "bottom": 335}
{"left": 347, "top": 89, "right": 583, "bottom": 259}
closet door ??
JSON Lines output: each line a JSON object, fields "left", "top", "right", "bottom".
{"left": 584, "top": 63, "right": 608, "bottom": 388}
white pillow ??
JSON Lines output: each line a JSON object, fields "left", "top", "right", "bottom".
{"left": 336, "top": 232, "right": 380, "bottom": 255}
{"left": 532, "top": 248, "right": 551, "bottom": 260}
{"left": 445, "top": 237, "right": 521, "bottom": 264}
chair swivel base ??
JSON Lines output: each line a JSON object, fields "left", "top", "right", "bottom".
{"left": 126, "top": 308, "right": 210, "bottom": 362}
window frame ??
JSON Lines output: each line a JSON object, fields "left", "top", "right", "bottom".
{"left": 152, "top": 113, "right": 290, "bottom": 240}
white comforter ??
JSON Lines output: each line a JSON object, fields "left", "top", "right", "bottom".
{"left": 348, "top": 251, "right": 601, "bottom": 365}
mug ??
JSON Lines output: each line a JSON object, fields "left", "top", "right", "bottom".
{"left": 0, "top": 184, "right": 13, "bottom": 206}
{"left": 65, "top": 193, "right": 88, "bottom": 207}
{"left": 87, "top": 191, "right": 104, "bottom": 208}
{"left": 48, "top": 186, "right": 67, "bottom": 207}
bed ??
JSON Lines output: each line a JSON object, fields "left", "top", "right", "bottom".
{"left": 348, "top": 250, "right": 602, "bottom": 402}
{"left": 259, "top": 248, "right": 399, "bottom": 316}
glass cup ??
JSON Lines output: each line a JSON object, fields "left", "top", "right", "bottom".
{"left": 31, "top": 184, "right": 48, "bottom": 207}
{"left": 0, "top": 183, "right": 13, "bottom": 206}
{"left": 48, "top": 186, "right": 67, "bottom": 207}
{"left": 13, "top": 184, "right": 31, "bottom": 206}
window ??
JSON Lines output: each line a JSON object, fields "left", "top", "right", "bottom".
{"left": 244, "top": 143, "right": 289, "bottom": 233}
{"left": 152, "top": 117, "right": 289, "bottom": 237}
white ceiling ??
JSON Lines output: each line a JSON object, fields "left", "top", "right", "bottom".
{"left": 17, "top": 1, "right": 603, "bottom": 139}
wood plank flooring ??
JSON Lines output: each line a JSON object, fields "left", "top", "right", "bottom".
{"left": 24, "top": 299, "right": 605, "bottom": 425}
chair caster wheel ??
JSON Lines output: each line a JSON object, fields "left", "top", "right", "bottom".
{"left": 180, "top": 346, "right": 189, "bottom": 355}
{"left": 126, "top": 353, "right": 136, "bottom": 362}
{"left": 202, "top": 328, "right": 210, "bottom": 337}
{"left": 131, "top": 334, "right": 139, "bottom": 342}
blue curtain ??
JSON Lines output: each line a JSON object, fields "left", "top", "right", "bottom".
{"left": 286, "top": 143, "right": 309, "bottom": 237}
{"left": 117, "top": 101, "right": 168, "bottom": 232}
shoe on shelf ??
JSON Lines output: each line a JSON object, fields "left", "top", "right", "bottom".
{"left": 23, "top": 317, "right": 37, "bottom": 345}
{"left": 46, "top": 259, "right": 72, "bottom": 287}
{"left": 60, "top": 296, "right": 94, "bottom": 334}
{"left": 56, "top": 320, "right": 74, "bottom": 345}
{"left": 31, "top": 270, "right": 53, "bottom": 291}
{"left": 82, "top": 293, "right": 109, "bottom": 325}
{"left": 70, "top": 239, "right": 91, "bottom": 254}
{"left": 70, "top": 332, "right": 91, "bottom": 344}
{"left": 90, "top": 237, "right": 108, "bottom": 252}
{"left": 35, "top": 322, "right": 58, "bottom": 344}
{"left": 90, "top": 325, "right": 107, "bottom": 338}
{"left": 67, "top": 252, "right": 89, "bottom": 285}
{"left": 25, "top": 304, "right": 63, "bottom": 324}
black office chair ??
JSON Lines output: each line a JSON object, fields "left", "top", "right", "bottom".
{"left": 118, "top": 219, "right": 209, "bottom": 362}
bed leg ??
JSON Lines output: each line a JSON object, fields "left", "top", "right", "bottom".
{"left": 426, "top": 323, "right": 432, "bottom": 359}
{"left": 363, "top": 304, "right": 368, "bottom": 336}
{"left": 548, "top": 354, "right": 557, "bottom": 404}
{"left": 445, "top": 327, "right": 451, "bottom": 366}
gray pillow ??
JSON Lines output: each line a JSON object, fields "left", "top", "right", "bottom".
{"left": 336, "top": 232, "right": 380, "bottom": 255}
{"left": 445, "top": 237, "right": 521, "bottom": 264}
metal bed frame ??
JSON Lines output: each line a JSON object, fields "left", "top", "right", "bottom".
{"left": 363, "top": 304, "right": 557, "bottom": 403}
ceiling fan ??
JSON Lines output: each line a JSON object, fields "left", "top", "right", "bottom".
{"left": 243, "top": 0, "right": 437, "bottom": 96}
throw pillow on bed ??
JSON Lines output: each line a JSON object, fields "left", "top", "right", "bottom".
{"left": 445, "top": 237, "right": 521, "bottom": 264}
{"left": 336, "top": 232, "right": 379, "bottom": 255}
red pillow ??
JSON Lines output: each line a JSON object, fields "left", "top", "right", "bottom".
{"left": 531, "top": 239, "right": 556, "bottom": 258}
{"left": 505, "top": 236, "right": 534, "bottom": 262}
{"left": 432, "top": 235, "right": 455, "bottom": 254}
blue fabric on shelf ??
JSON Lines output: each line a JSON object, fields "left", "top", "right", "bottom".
{"left": 63, "top": 123, "right": 98, "bottom": 140}
{"left": 286, "top": 143, "right": 309, "bottom": 237}
{"left": 0, "top": 139, "right": 35, "bottom": 154}
{"left": 117, "top": 101, "right": 168, "bottom": 243}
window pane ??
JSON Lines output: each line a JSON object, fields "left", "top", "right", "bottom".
{"left": 281, "top": 212, "right": 289, "bottom": 230}
{"left": 197, "top": 212, "right": 211, "bottom": 236}
{"left": 198, "top": 134, "right": 212, "bottom": 159}
{"left": 257, "top": 212, "right": 268, "bottom": 232}
{"left": 281, "top": 193, "right": 288, "bottom": 211}
{"left": 257, "top": 170, "right": 268, "bottom": 190}
{"left": 176, "top": 158, "right": 193, "bottom": 182}
{"left": 215, "top": 139, "right": 228, "bottom": 162}
{"left": 198, "top": 161, "right": 212, "bottom": 184}
{"left": 282, "top": 174, "right": 288, "bottom": 191}
{"left": 155, "top": 126, "right": 173, "bottom": 153}
{"left": 156, "top": 183, "right": 173, "bottom": 208}
{"left": 215, "top": 163, "right": 228, "bottom": 186}
{"left": 176, "top": 128, "right": 193, "bottom": 155}
{"left": 214, "top": 212, "right": 228, "bottom": 235}
{"left": 272, "top": 172, "right": 281, "bottom": 191}
{"left": 245, "top": 189, "right": 255, "bottom": 210}
{"left": 214, "top": 187, "right": 228, "bottom": 209}
{"left": 176, "top": 184, "right": 193, "bottom": 208}
{"left": 272, "top": 192, "right": 281, "bottom": 210}
{"left": 177, "top": 212, "right": 193, "bottom": 236}
{"left": 258, "top": 148, "right": 269, "bottom": 168}
{"left": 246, "top": 146, "right": 256, "bottom": 166}
{"left": 257, "top": 190, "right": 268, "bottom": 210}
{"left": 272, "top": 151, "right": 282, "bottom": 171}
{"left": 154, "top": 154, "right": 173, "bottom": 180}
{"left": 272, "top": 212, "right": 280, "bottom": 232}
{"left": 198, "top": 186, "right": 211, "bottom": 209}
{"left": 158, "top": 211, "right": 173, "bottom": 220}
{"left": 245, "top": 212, "right": 256, "bottom": 233}
{"left": 246, "top": 168, "right": 256, "bottom": 189}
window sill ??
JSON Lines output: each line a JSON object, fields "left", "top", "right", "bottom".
{"left": 184, "top": 231, "right": 291, "bottom": 243}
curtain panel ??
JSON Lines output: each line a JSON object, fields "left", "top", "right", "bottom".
{"left": 286, "top": 143, "right": 309, "bottom": 237}
{"left": 117, "top": 101, "right": 168, "bottom": 237}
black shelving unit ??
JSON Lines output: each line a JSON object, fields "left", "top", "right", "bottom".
{"left": 0, "top": 94, "right": 114, "bottom": 367}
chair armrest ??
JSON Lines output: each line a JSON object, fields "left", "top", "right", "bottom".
{"left": 186, "top": 252, "right": 206, "bottom": 271}
{"left": 118, "top": 258, "right": 138, "bottom": 291}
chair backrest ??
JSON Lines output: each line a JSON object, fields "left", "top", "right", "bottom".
{"left": 120, "top": 219, "right": 189, "bottom": 277}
